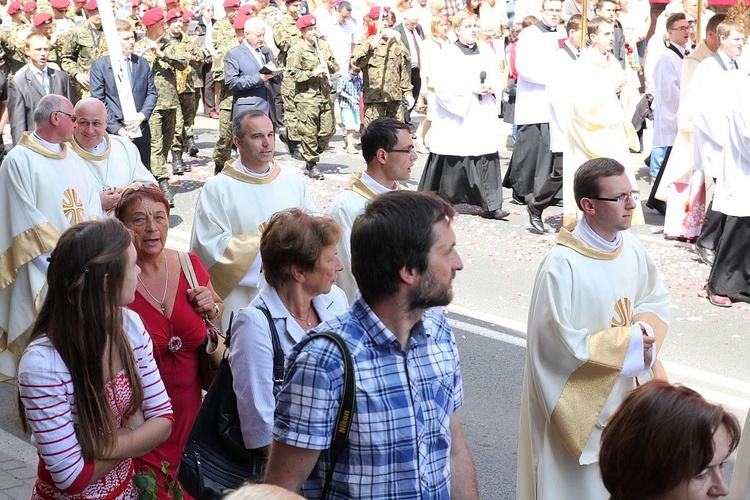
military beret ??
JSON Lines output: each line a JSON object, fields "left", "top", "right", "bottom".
{"left": 73, "top": 0, "right": 87, "bottom": 4}
{"left": 283, "top": 0, "right": 301, "bottom": 4}
{"left": 22, "top": 1, "right": 37, "bottom": 13}
{"left": 7, "top": 1, "right": 22, "bottom": 14}
{"left": 165, "top": 0, "right": 178, "bottom": 6}
{"left": 84, "top": 0, "right": 98, "bottom": 10}
{"left": 223, "top": 0, "right": 239, "bottom": 8}
{"left": 33, "top": 12, "right": 53, "bottom": 26}
{"left": 367, "top": 6, "right": 389, "bottom": 19}
{"left": 50, "top": 0, "right": 70, "bottom": 9}
{"left": 166, "top": 7, "right": 182, "bottom": 22}
{"left": 238, "top": 4, "right": 255, "bottom": 16}
{"left": 182, "top": 10, "right": 194, "bottom": 22}
{"left": 232, "top": 12, "right": 248, "bottom": 29}
{"left": 295, "top": 13, "right": 315, "bottom": 30}
{"left": 141, "top": 7, "right": 165, "bottom": 26}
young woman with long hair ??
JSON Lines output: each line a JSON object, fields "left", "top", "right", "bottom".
{"left": 17, "top": 218, "right": 173, "bottom": 499}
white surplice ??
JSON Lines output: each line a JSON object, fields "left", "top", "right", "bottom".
{"left": 189, "top": 160, "right": 317, "bottom": 331}
{"left": 0, "top": 133, "right": 103, "bottom": 379}
{"left": 652, "top": 44, "right": 685, "bottom": 148}
{"left": 517, "top": 228, "right": 670, "bottom": 500}
{"left": 714, "top": 75, "right": 750, "bottom": 218}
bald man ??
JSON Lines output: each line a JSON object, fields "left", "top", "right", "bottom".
{"left": 69, "top": 98, "right": 157, "bottom": 213}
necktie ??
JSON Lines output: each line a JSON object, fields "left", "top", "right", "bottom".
{"left": 255, "top": 48, "right": 266, "bottom": 65}
{"left": 125, "top": 57, "right": 133, "bottom": 82}
{"left": 410, "top": 29, "right": 421, "bottom": 69}
{"left": 39, "top": 71, "right": 49, "bottom": 94}
{"left": 730, "top": 59, "right": 738, "bottom": 70}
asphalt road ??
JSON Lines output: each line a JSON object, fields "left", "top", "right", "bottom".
{"left": 1, "top": 111, "right": 748, "bottom": 497}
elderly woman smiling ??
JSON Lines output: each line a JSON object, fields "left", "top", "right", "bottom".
{"left": 229, "top": 208, "right": 348, "bottom": 455}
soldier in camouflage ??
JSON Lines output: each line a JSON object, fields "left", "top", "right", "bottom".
{"left": 287, "top": 14, "right": 338, "bottom": 180}
{"left": 351, "top": 6, "right": 413, "bottom": 126}
{"left": 273, "top": 0, "right": 304, "bottom": 160}
{"left": 135, "top": 8, "right": 191, "bottom": 206}
{"left": 61, "top": 0, "right": 105, "bottom": 103}
{"left": 1, "top": 2, "right": 33, "bottom": 81}
{"left": 166, "top": 9, "right": 205, "bottom": 174}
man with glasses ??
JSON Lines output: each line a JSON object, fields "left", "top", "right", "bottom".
{"left": 8, "top": 32, "right": 73, "bottom": 146}
{"left": 0, "top": 94, "right": 103, "bottom": 381}
{"left": 517, "top": 157, "right": 670, "bottom": 500}
{"left": 327, "top": 117, "right": 413, "bottom": 302}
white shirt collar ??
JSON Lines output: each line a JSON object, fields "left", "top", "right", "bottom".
{"left": 361, "top": 170, "right": 398, "bottom": 194}
{"left": 83, "top": 137, "right": 108, "bottom": 154}
{"left": 572, "top": 214, "right": 622, "bottom": 252}
{"left": 31, "top": 131, "right": 63, "bottom": 153}
{"left": 239, "top": 160, "right": 272, "bottom": 177}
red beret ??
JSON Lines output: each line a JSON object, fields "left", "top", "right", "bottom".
{"left": 223, "top": 0, "right": 239, "bottom": 8}
{"left": 22, "top": 1, "right": 36, "bottom": 13}
{"left": 165, "top": 0, "right": 178, "bottom": 5}
{"left": 33, "top": 12, "right": 53, "bottom": 25}
{"left": 284, "top": 0, "right": 301, "bottom": 3}
{"left": 50, "top": 0, "right": 70, "bottom": 9}
{"left": 73, "top": 0, "right": 87, "bottom": 4}
{"left": 295, "top": 13, "right": 315, "bottom": 29}
{"left": 367, "top": 6, "right": 389, "bottom": 19}
{"left": 7, "top": 1, "right": 22, "bottom": 14}
{"left": 141, "top": 7, "right": 164, "bottom": 26}
{"left": 166, "top": 7, "right": 182, "bottom": 22}
{"left": 238, "top": 4, "right": 255, "bottom": 16}
{"left": 84, "top": 0, "right": 98, "bottom": 10}
{"left": 182, "top": 10, "right": 194, "bottom": 22}
{"left": 232, "top": 12, "right": 248, "bottom": 29}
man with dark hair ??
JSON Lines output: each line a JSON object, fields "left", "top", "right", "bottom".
{"left": 265, "top": 190, "right": 478, "bottom": 499}
{"left": 190, "top": 109, "right": 316, "bottom": 330}
{"left": 594, "top": 0, "right": 626, "bottom": 68}
{"left": 326, "top": 117, "right": 414, "bottom": 302}
{"left": 517, "top": 157, "right": 671, "bottom": 499}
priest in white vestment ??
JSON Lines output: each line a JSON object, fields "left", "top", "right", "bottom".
{"left": 517, "top": 158, "right": 671, "bottom": 500}
{"left": 190, "top": 110, "right": 317, "bottom": 330}
{"left": 326, "top": 117, "right": 410, "bottom": 303}
{"left": 0, "top": 95, "right": 104, "bottom": 380}
{"left": 69, "top": 98, "right": 157, "bottom": 214}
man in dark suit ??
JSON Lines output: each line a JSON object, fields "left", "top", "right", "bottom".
{"left": 224, "top": 16, "right": 282, "bottom": 125}
{"left": 8, "top": 33, "right": 73, "bottom": 146}
{"left": 394, "top": 8, "right": 423, "bottom": 127}
{"left": 89, "top": 20, "right": 158, "bottom": 170}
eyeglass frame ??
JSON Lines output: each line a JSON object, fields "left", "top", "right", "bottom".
{"left": 55, "top": 110, "right": 77, "bottom": 122}
{"left": 387, "top": 146, "right": 417, "bottom": 154}
{"left": 669, "top": 25, "right": 694, "bottom": 31}
{"left": 586, "top": 190, "right": 639, "bottom": 204}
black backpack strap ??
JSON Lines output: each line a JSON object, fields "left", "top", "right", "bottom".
{"left": 224, "top": 312, "right": 234, "bottom": 349}
{"left": 256, "top": 306, "right": 285, "bottom": 385}
{"left": 295, "top": 331, "right": 356, "bottom": 498}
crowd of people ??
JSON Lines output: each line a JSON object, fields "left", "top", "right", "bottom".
{"left": 2, "top": 0, "right": 750, "bottom": 497}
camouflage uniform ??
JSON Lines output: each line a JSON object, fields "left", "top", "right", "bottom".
{"left": 287, "top": 37, "right": 338, "bottom": 164}
{"left": 170, "top": 31, "right": 205, "bottom": 158}
{"left": 1, "top": 23, "right": 33, "bottom": 81}
{"left": 135, "top": 36, "right": 190, "bottom": 180}
{"left": 61, "top": 19, "right": 105, "bottom": 102}
{"left": 211, "top": 28, "right": 239, "bottom": 172}
{"left": 351, "top": 34, "right": 412, "bottom": 126}
{"left": 273, "top": 15, "right": 303, "bottom": 141}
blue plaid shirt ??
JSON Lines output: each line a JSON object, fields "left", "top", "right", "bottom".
{"left": 336, "top": 73, "right": 363, "bottom": 110}
{"left": 273, "top": 298, "right": 463, "bottom": 499}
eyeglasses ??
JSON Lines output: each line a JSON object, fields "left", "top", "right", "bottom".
{"left": 544, "top": 8, "right": 562, "bottom": 13}
{"left": 587, "top": 190, "right": 639, "bottom": 203}
{"left": 55, "top": 110, "right": 77, "bottom": 122}
{"left": 670, "top": 25, "right": 693, "bottom": 31}
{"left": 388, "top": 146, "right": 416, "bottom": 154}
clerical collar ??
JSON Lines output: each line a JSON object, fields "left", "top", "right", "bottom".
{"left": 455, "top": 39, "right": 479, "bottom": 55}
{"left": 572, "top": 214, "right": 622, "bottom": 252}
{"left": 83, "top": 137, "right": 108, "bottom": 155}
{"left": 361, "top": 170, "right": 397, "bottom": 194}
{"left": 536, "top": 21, "right": 556, "bottom": 32}
{"left": 31, "top": 132, "right": 62, "bottom": 153}
{"left": 239, "top": 161, "right": 272, "bottom": 177}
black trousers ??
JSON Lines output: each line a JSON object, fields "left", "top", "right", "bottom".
{"left": 529, "top": 151, "right": 562, "bottom": 213}
{"left": 403, "top": 67, "right": 421, "bottom": 126}
{"left": 133, "top": 124, "right": 152, "bottom": 172}
{"left": 646, "top": 146, "right": 671, "bottom": 214}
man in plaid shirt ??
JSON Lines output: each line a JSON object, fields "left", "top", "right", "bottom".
{"left": 265, "top": 190, "right": 479, "bottom": 499}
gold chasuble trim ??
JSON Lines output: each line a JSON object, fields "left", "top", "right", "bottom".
{"left": 345, "top": 172, "right": 379, "bottom": 201}
{"left": 0, "top": 223, "right": 60, "bottom": 290}
{"left": 555, "top": 228, "right": 623, "bottom": 260}
{"left": 18, "top": 132, "right": 68, "bottom": 159}
{"left": 68, "top": 134, "right": 112, "bottom": 161}
{"left": 222, "top": 160, "right": 282, "bottom": 184}
{"left": 550, "top": 325, "right": 632, "bottom": 461}
{"left": 210, "top": 234, "right": 263, "bottom": 299}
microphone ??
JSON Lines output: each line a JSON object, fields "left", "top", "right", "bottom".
{"left": 479, "top": 71, "right": 486, "bottom": 101}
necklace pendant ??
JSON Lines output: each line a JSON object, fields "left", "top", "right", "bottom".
{"left": 161, "top": 304, "right": 166, "bottom": 313}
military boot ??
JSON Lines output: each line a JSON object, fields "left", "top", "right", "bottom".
{"left": 292, "top": 142, "right": 305, "bottom": 161}
{"left": 172, "top": 154, "right": 189, "bottom": 175}
{"left": 158, "top": 179, "right": 175, "bottom": 208}
{"left": 187, "top": 137, "right": 199, "bottom": 157}
{"left": 305, "top": 161, "right": 324, "bottom": 180}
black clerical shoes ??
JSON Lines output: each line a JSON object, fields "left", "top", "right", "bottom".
{"left": 482, "top": 208, "right": 511, "bottom": 220}
{"left": 695, "top": 245, "right": 715, "bottom": 266}
{"left": 527, "top": 206, "right": 545, "bottom": 234}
